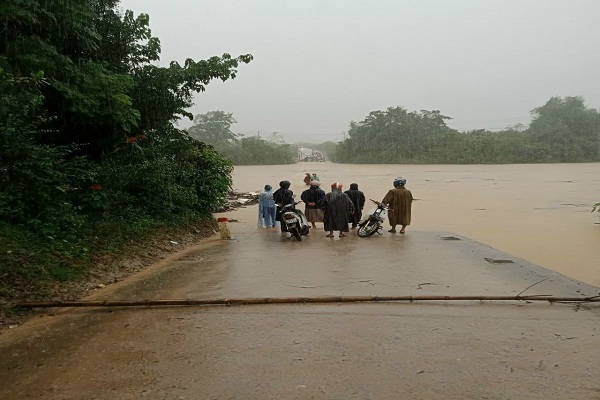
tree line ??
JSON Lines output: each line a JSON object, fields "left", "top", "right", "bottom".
{"left": 327, "top": 97, "right": 599, "bottom": 164}
{"left": 0, "top": 1, "right": 251, "bottom": 300}
{"left": 187, "top": 111, "right": 297, "bottom": 165}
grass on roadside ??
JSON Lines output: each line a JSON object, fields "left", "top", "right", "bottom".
{"left": 0, "top": 215, "right": 217, "bottom": 321}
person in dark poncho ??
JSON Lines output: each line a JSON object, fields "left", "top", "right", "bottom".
{"left": 344, "top": 183, "right": 365, "bottom": 229}
{"left": 301, "top": 180, "right": 325, "bottom": 229}
{"left": 273, "top": 180, "right": 295, "bottom": 234}
{"left": 322, "top": 182, "right": 354, "bottom": 238}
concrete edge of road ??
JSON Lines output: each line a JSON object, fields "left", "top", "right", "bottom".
{"left": 428, "top": 231, "right": 600, "bottom": 296}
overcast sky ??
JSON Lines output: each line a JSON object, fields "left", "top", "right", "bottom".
{"left": 120, "top": 0, "right": 600, "bottom": 143}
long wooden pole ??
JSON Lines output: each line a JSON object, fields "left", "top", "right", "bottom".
{"left": 16, "top": 295, "right": 600, "bottom": 308}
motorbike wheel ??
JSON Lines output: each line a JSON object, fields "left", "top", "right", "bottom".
{"left": 291, "top": 227, "right": 302, "bottom": 241}
{"left": 357, "top": 219, "right": 379, "bottom": 237}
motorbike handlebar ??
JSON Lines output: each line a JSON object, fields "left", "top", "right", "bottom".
{"left": 282, "top": 201, "right": 303, "bottom": 209}
{"left": 369, "top": 199, "right": 387, "bottom": 209}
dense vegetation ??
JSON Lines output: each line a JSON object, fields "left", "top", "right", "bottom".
{"left": 0, "top": 1, "right": 252, "bottom": 306}
{"left": 328, "top": 97, "right": 600, "bottom": 164}
{"left": 188, "top": 111, "right": 297, "bottom": 164}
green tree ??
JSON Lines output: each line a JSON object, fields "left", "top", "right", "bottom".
{"left": 0, "top": 0, "right": 252, "bottom": 305}
{"left": 267, "top": 132, "right": 286, "bottom": 144}
{"left": 1, "top": 0, "right": 252, "bottom": 221}
{"left": 314, "top": 141, "right": 338, "bottom": 160}
{"left": 1, "top": 1, "right": 252, "bottom": 158}
{"left": 340, "top": 107, "right": 453, "bottom": 163}
{"left": 0, "top": 0, "right": 141, "bottom": 160}
{"left": 188, "top": 114, "right": 296, "bottom": 165}
{"left": 528, "top": 96, "right": 600, "bottom": 162}
{"left": 188, "top": 111, "right": 238, "bottom": 146}
{"left": 217, "top": 136, "right": 297, "bottom": 165}
{"left": 327, "top": 97, "right": 599, "bottom": 164}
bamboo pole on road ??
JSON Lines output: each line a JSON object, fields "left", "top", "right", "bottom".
{"left": 16, "top": 294, "right": 600, "bottom": 308}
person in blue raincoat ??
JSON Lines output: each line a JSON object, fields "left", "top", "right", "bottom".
{"left": 258, "top": 184, "right": 277, "bottom": 228}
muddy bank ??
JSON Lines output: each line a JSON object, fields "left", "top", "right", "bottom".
{"left": 1, "top": 190, "right": 260, "bottom": 327}
{"left": 0, "top": 220, "right": 218, "bottom": 328}
{"left": 0, "top": 195, "right": 229, "bottom": 331}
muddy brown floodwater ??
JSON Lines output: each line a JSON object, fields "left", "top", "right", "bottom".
{"left": 233, "top": 162, "right": 600, "bottom": 287}
{"left": 0, "top": 162, "right": 598, "bottom": 400}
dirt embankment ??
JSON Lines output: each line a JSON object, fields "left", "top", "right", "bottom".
{"left": 0, "top": 219, "right": 218, "bottom": 328}
{"left": 0, "top": 191, "right": 260, "bottom": 330}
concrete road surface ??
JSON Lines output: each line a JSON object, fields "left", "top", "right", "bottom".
{"left": 1, "top": 213, "right": 599, "bottom": 399}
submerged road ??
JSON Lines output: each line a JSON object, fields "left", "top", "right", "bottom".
{"left": 1, "top": 204, "right": 599, "bottom": 399}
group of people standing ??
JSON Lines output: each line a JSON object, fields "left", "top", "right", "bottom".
{"left": 258, "top": 175, "right": 413, "bottom": 237}
{"left": 300, "top": 180, "right": 366, "bottom": 237}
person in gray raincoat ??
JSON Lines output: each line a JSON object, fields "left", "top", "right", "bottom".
{"left": 322, "top": 182, "right": 354, "bottom": 238}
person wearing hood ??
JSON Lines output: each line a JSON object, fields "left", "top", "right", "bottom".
{"left": 273, "top": 180, "right": 295, "bottom": 233}
{"left": 301, "top": 180, "right": 325, "bottom": 229}
{"left": 344, "top": 183, "right": 365, "bottom": 229}
{"left": 322, "top": 182, "right": 354, "bottom": 238}
{"left": 382, "top": 177, "right": 413, "bottom": 234}
{"left": 258, "top": 184, "right": 277, "bottom": 228}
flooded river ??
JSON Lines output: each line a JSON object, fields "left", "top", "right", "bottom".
{"left": 232, "top": 162, "right": 600, "bottom": 287}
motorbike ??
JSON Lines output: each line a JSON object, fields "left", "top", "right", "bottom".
{"left": 281, "top": 201, "right": 310, "bottom": 241}
{"left": 357, "top": 199, "right": 388, "bottom": 237}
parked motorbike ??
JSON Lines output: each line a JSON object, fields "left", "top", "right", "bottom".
{"left": 357, "top": 199, "right": 388, "bottom": 237}
{"left": 281, "top": 201, "right": 310, "bottom": 241}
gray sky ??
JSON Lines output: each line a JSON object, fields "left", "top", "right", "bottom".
{"left": 121, "top": 0, "right": 600, "bottom": 143}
